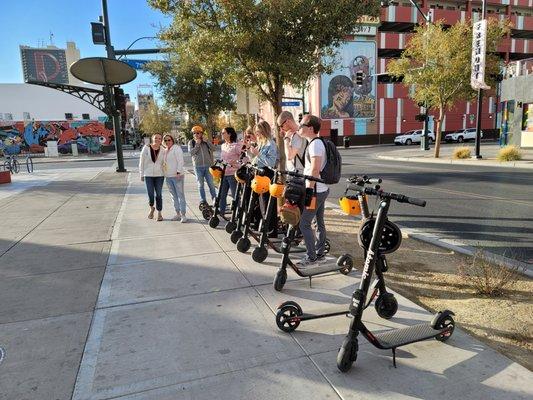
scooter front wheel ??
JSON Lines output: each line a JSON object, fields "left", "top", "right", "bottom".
{"left": 236, "top": 237, "right": 251, "bottom": 253}
{"left": 251, "top": 246, "right": 268, "bottom": 263}
{"left": 337, "top": 336, "right": 358, "bottom": 372}
{"left": 337, "top": 254, "right": 353, "bottom": 275}
{"left": 230, "top": 230, "right": 243, "bottom": 244}
{"left": 275, "top": 303, "right": 302, "bottom": 332}
{"left": 273, "top": 269, "right": 287, "bottom": 291}
{"left": 324, "top": 238, "right": 331, "bottom": 254}
{"left": 374, "top": 293, "right": 398, "bottom": 320}
{"left": 225, "top": 221, "right": 237, "bottom": 233}
{"left": 434, "top": 315, "right": 455, "bottom": 342}
{"left": 209, "top": 216, "right": 220, "bottom": 228}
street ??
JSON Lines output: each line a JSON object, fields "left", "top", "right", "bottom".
{"left": 333, "top": 145, "right": 533, "bottom": 266}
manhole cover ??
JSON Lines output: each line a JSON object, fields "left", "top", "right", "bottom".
{"left": 0, "top": 347, "right": 5, "bottom": 365}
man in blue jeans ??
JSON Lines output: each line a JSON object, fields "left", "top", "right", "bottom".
{"left": 187, "top": 125, "right": 217, "bottom": 204}
{"left": 296, "top": 114, "right": 329, "bottom": 268}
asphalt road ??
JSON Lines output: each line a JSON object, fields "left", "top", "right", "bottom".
{"left": 332, "top": 145, "right": 533, "bottom": 266}
{"left": 29, "top": 146, "right": 532, "bottom": 266}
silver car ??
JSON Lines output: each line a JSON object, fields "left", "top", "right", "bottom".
{"left": 394, "top": 130, "right": 435, "bottom": 145}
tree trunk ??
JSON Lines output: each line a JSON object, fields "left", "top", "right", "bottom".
{"left": 433, "top": 107, "right": 445, "bottom": 158}
{"left": 271, "top": 79, "right": 286, "bottom": 172}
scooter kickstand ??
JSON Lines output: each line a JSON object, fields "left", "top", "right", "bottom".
{"left": 392, "top": 347, "right": 397, "bottom": 368}
{"left": 308, "top": 276, "right": 312, "bottom": 288}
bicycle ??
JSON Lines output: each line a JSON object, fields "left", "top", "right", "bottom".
{"left": 3, "top": 154, "right": 20, "bottom": 174}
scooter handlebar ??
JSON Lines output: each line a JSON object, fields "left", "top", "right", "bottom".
{"left": 279, "top": 170, "right": 324, "bottom": 183}
{"left": 364, "top": 187, "right": 426, "bottom": 207}
{"left": 347, "top": 175, "right": 382, "bottom": 185}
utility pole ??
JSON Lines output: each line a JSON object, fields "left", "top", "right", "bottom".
{"left": 102, "top": 0, "right": 127, "bottom": 172}
{"left": 474, "top": 0, "right": 487, "bottom": 159}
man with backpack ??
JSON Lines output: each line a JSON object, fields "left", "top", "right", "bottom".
{"left": 296, "top": 114, "right": 342, "bottom": 267}
{"left": 276, "top": 111, "right": 306, "bottom": 172}
{"left": 188, "top": 125, "right": 217, "bottom": 205}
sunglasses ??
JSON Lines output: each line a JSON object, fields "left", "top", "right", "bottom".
{"left": 164, "top": 139, "right": 173, "bottom": 142}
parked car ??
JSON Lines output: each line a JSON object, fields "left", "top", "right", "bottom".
{"left": 444, "top": 128, "right": 483, "bottom": 143}
{"left": 394, "top": 129, "right": 435, "bottom": 145}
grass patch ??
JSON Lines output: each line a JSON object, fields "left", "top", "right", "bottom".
{"left": 452, "top": 146, "right": 471, "bottom": 159}
{"left": 497, "top": 145, "right": 522, "bottom": 161}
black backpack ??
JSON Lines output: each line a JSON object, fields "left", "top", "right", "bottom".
{"left": 304, "top": 137, "right": 342, "bottom": 184}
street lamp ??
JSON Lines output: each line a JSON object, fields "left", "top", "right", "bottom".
{"left": 117, "top": 37, "right": 158, "bottom": 60}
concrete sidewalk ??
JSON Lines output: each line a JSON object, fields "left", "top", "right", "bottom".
{"left": 377, "top": 142, "right": 533, "bottom": 169}
{"left": 69, "top": 172, "right": 531, "bottom": 400}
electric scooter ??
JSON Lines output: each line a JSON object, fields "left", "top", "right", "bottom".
{"left": 276, "top": 186, "right": 455, "bottom": 372}
{"left": 273, "top": 170, "right": 353, "bottom": 291}
{"left": 230, "top": 164, "right": 254, "bottom": 244}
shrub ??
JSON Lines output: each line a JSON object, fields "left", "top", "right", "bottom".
{"left": 458, "top": 249, "right": 523, "bottom": 296}
{"left": 452, "top": 146, "right": 471, "bottom": 159}
{"left": 497, "top": 145, "right": 522, "bottom": 161}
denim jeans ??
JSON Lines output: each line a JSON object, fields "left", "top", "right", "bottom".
{"left": 219, "top": 175, "right": 237, "bottom": 214}
{"left": 145, "top": 176, "right": 164, "bottom": 211}
{"left": 194, "top": 166, "right": 217, "bottom": 203}
{"left": 299, "top": 189, "right": 329, "bottom": 260}
{"left": 166, "top": 176, "right": 187, "bottom": 215}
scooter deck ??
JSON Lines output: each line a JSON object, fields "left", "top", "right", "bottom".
{"left": 296, "top": 257, "right": 342, "bottom": 277}
{"left": 373, "top": 323, "right": 443, "bottom": 349}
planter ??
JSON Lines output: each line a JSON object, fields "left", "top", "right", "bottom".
{"left": 0, "top": 170, "right": 11, "bottom": 184}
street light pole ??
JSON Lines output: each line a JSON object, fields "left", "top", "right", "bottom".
{"left": 102, "top": 0, "right": 127, "bottom": 172}
{"left": 474, "top": 0, "right": 487, "bottom": 159}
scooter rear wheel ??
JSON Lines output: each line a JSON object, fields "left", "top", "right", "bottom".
{"left": 225, "top": 221, "right": 237, "bottom": 233}
{"left": 434, "top": 315, "right": 455, "bottom": 342}
{"left": 251, "top": 246, "right": 268, "bottom": 263}
{"left": 324, "top": 239, "right": 331, "bottom": 254}
{"left": 202, "top": 208, "right": 212, "bottom": 220}
{"left": 230, "top": 230, "right": 243, "bottom": 244}
{"left": 374, "top": 293, "right": 398, "bottom": 320}
{"left": 337, "top": 336, "right": 358, "bottom": 372}
{"left": 209, "top": 216, "right": 220, "bottom": 228}
{"left": 236, "top": 237, "right": 251, "bottom": 253}
{"left": 275, "top": 303, "right": 302, "bottom": 332}
{"left": 273, "top": 269, "right": 287, "bottom": 291}
{"left": 337, "top": 254, "right": 353, "bottom": 275}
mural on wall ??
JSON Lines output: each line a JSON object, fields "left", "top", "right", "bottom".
{"left": 0, "top": 120, "right": 113, "bottom": 155}
{"left": 321, "top": 40, "right": 376, "bottom": 120}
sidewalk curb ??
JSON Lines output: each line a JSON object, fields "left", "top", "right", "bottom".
{"left": 376, "top": 154, "right": 533, "bottom": 169}
{"left": 325, "top": 200, "right": 532, "bottom": 278}
{"left": 32, "top": 156, "right": 138, "bottom": 164}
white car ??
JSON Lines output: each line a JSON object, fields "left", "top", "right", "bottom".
{"left": 394, "top": 130, "right": 435, "bottom": 145}
{"left": 444, "top": 128, "right": 483, "bottom": 143}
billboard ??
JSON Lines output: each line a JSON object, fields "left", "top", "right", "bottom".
{"left": 20, "top": 47, "right": 69, "bottom": 84}
{"left": 321, "top": 41, "right": 376, "bottom": 119}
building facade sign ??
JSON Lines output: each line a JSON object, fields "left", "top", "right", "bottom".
{"left": 20, "top": 48, "right": 69, "bottom": 84}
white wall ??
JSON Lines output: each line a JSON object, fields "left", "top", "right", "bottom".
{"left": 0, "top": 83, "right": 107, "bottom": 121}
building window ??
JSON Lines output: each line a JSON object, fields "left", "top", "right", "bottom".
{"left": 65, "top": 113, "right": 73, "bottom": 120}
{"left": 23, "top": 112, "right": 31, "bottom": 120}
{"left": 4, "top": 113, "right": 13, "bottom": 121}
{"left": 82, "top": 113, "right": 90, "bottom": 120}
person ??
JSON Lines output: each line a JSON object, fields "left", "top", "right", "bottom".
{"left": 277, "top": 111, "right": 306, "bottom": 172}
{"left": 248, "top": 120, "right": 278, "bottom": 236}
{"left": 219, "top": 127, "right": 241, "bottom": 215}
{"left": 297, "top": 114, "right": 329, "bottom": 267}
{"left": 162, "top": 134, "right": 187, "bottom": 223}
{"left": 188, "top": 125, "right": 217, "bottom": 205}
{"left": 139, "top": 133, "right": 165, "bottom": 221}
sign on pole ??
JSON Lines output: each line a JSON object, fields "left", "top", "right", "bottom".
{"left": 281, "top": 101, "right": 301, "bottom": 107}
{"left": 471, "top": 19, "right": 491, "bottom": 90}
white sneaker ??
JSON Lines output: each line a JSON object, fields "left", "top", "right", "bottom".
{"left": 171, "top": 213, "right": 181, "bottom": 221}
{"left": 296, "top": 256, "right": 318, "bottom": 269}
{"left": 180, "top": 216, "right": 188, "bottom": 223}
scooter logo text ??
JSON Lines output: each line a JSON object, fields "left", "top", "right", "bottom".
{"left": 362, "top": 249, "right": 374, "bottom": 280}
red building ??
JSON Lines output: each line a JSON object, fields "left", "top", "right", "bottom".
{"left": 295, "top": 0, "right": 533, "bottom": 145}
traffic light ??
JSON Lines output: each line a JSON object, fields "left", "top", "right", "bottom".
{"left": 355, "top": 71, "right": 364, "bottom": 86}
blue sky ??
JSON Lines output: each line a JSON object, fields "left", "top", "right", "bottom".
{"left": 0, "top": 0, "right": 171, "bottom": 104}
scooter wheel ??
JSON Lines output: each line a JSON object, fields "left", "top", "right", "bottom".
{"left": 374, "top": 293, "right": 398, "bottom": 320}
{"left": 209, "top": 216, "right": 220, "bottom": 228}
{"left": 337, "top": 336, "right": 358, "bottom": 372}
{"left": 225, "top": 221, "right": 237, "bottom": 233}
{"left": 199, "top": 202, "right": 207, "bottom": 211}
{"left": 434, "top": 315, "right": 455, "bottom": 342}
{"left": 236, "top": 237, "right": 251, "bottom": 253}
{"left": 251, "top": 246, "right": 268, "bottom": 263}
{"left": 277, "top": 300, "right": 302, "bottom": 315}
{"left": 324, "top": 239, "right": 331, "bottom": 254}
{"left": 202, "top": 208, "right": 212, "bottom": 220}
{"left": 273, "top": 269, "right": 287, "bottom": 291}
{"left": 230, "top": 230, "right": 243, "bottom": 244}
{"left": 275, "top": 303, "right": 302, "bottom": 332}
{"left": 337, "top": 254, "right": 353, "bottom": 275}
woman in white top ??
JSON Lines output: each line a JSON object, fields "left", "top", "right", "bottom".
{"left": 162, "top": 134, "right": 187, "bottom": 222}
{"left": 139, "top": 133, "right": 165, "bottom": 221}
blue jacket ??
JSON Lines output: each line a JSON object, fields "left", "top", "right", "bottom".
{"left": 253, "top": 139, "right": 278, "bottom": 168}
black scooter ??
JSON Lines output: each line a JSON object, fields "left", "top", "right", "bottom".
{"left": 276, "top": 186, "right": 455, "bottom": 372}
{"left": 229, "top": 164, "right": 254, "bottom": 244}
{"left": 273, "top": 170, "right": 353, "bottom": 291}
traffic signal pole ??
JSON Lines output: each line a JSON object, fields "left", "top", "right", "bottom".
{"left": 102, "top": 0, "right": 127, "bottom": 172}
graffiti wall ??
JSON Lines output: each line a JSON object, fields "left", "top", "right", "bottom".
{"left": 321, "top": 40, "right": 377, "bottom": 120}
{"left": 0, "top": 120, "right": 113, "bottom": 155}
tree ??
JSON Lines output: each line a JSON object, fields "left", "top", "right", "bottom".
{"left": 145, "top": 56, "right": 235, "bottom": 139}
{"left": 387, "top": 19, "right": 509, "bottom": 158}
{"left": 139, "top": 102, "right": 174, "bottom": 136}
{"left": 149, "top": 0, "right": 378, "bottom": 169}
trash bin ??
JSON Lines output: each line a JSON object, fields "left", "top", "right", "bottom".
{"left": 343, "top": 136, "right": 350, "bottom": 148}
